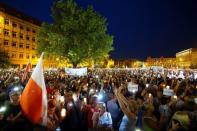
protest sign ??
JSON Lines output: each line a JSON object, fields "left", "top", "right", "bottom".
{"left": 163, "top": 88, "right": 174, "bottom": 96}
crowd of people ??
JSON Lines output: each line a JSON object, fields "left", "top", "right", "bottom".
{"left": 0, "top": 68, "right": 196, "bottom": 131}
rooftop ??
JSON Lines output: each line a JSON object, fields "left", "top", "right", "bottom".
{"left": 0, "top": 3, "right": 42, "bottom": 26}
{"left": 176, "top": 48, "right": 197, "bottom": 56}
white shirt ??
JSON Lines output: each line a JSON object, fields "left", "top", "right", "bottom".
{"left": 98, "top": 112, "right": 112, "bottom": 126}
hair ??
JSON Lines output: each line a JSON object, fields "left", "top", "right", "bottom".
{"left": 48, "top": 99, "right": 56, "bottom": 109}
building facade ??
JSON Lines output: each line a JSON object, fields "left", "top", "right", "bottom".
{"left": 145, "top": 48, "right": 197, "bottom": 69}
{"left": 176, "top": 48, "right": 197, "bottom": 68}
{"left": 114, "top": 59, "right": 142, "bottom": 68}
{"left": 145, "top": 57, "right": 177, "bottom": 68}
{"left": 0, "top": 3, "right": 57, "bottom": 68}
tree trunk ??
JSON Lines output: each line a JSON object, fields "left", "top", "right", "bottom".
{"left": 72, "top": 63, "right": 78, "bottom": 68}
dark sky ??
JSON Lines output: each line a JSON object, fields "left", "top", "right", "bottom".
{"left": 1, "top": 0, "right": 197, "bottom": 60}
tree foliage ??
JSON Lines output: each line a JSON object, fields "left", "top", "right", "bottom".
{"left": 37, "top": 0, "right": 113, "bottom": 67}
{"left": 0, "top": 50, "right": 10, "bottom": 68}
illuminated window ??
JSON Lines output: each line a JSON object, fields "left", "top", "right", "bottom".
{"left": 26, "top": 35, "right": 30, "bottom": 40}
{"left": 32, "top": 55, "right": 35, "bottom": 59}
{"left": 19, "top": 43, "right": 24, "bottom": 48}
{"left": 12, "top": 32, "right": 17, "bottom": 38}
{"left": 32, "top": 37, "right": 35, "bottom": 42}
{"left": 3, "top": 40, "right": 9, "bottom": 46}
{"left": 26, "top": 43, "right": 30, "bottom": 49}
{"left": 12, "top": 41, "right": 17, "bottom": 47}
{"left": 4, "top": 19, "right": 9, "bottom": 25}
{"left": 20, "top": 33, "right": 23, "bottom": 39}
{"left": 20, "top": 25, "right": 23, "bottom": 30}
{"left": 11, "top": 53, "right": 17, "bottom": 58}
{"left": 12, "top": 22, "right": 17, "bottom": 28}
{"left": 26, "top": 27, "right": 30, "bottom": 32}
{"left": 4, "top": 29, "right": 9, "bottom": 36}
{"left": 19, "top": 53, "right": 23, "bottom": 59}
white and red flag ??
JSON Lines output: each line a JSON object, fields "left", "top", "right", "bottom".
{"left": 20, "top": 53, "right": 47, "bottom": 125}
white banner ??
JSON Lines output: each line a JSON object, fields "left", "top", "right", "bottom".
{"left": 65, "top": 67, "right": 87, "bottom": 76}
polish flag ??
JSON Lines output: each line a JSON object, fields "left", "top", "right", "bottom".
{"left": 21, "top": 60, "right": 31, "bottom": 83}
{"left": 20, "top": 53, "right": 47, "bottom": 125}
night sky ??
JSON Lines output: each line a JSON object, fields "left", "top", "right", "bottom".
{"left": 1, "top": 0, "right": 197, "bottom": 60}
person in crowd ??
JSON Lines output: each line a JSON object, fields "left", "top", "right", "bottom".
{"left": 86, "top": 95, "right": 98, "bottom": 130}
{"left": 0, "top": 68, "right": 196, "bottom": 131}
{"left": 0, "top": 86, "right": 32, "bottom": 130}
{"left": 92, "top": 102, "right": 113, "bottom": 131}
{"left": 47, "top": 99, "right": 59, "bottom": 131}
{"left": 107, "top": 93, "right": 123, "bottom": 130}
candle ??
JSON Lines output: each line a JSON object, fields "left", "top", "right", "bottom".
{"left": 61, "top": 108, "right": 66, "bottom": 117}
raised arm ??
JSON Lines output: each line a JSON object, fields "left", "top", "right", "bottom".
{"left": 115, "top": 86, "right": 136, "bottom": 120}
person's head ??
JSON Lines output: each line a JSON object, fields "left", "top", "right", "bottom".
{"left": 10, "top": 93, "right": 20, "bottom": 105}
{"left": 160, "top": 96, "right": 169, "bottom": 105}
{"left": 9, "top": 88, "right": 21, "bottom": 105}
{"left": 48, "top": 99, "right": 56, "bottom": 114}
{"left": 170, "top": 111, "right": 190, "bottom": 131}
{"left": 97, "top": 102, "right": 106, "bottom": 116}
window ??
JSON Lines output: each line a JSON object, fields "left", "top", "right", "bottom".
{"left": 26, "top": 27, "right": 30, "bottom": 31}
{"left": 32, "top": 55, "right": 35, "bottom": 59}
{"left": 26, "top": 54, "right": 30, "bottom": 59}
{"left": 32, "top": 29, "right": 36, "bottom": 33}
{"left": 32, "top": 37, "right": 35, "bottom": 42}
{"left": 12, "top": 42, "right": 17, "bottom": 47}
{"left": 26, "top": 35, "right": 30, "bottom": 41}
{"left": 12, "top": 22, "right": 17, "bottom": 27}
{"left": 11, "top": 53, "right": 17, "bottom": 58}
{"left": 3, "top": 40, "right": 9, "bottom": 46}
{"left": 20, "top": 25, "right": 23, "bottom": 30}
{"left": 4, "top": 29, "right": 9, "bottom": 36}
{"left": 12, "top": 32, "right": 17, "bottom": 38}
{"left": 20, "top": 34, "right": 23, "bottom": 39}
{"left": 26, "top": 44, "right": 30, "bottom": 49}
{"left": 19, "top": 43, "right": 24, "bottom": 48}
{"left": 4, "top": 19, "right": 9, "bottom": 25}
{"left": 32, "top": 45, "right": 35, "bottom": 50}
{"left": 19, "top": 53, "right": 23, "bottom": 59}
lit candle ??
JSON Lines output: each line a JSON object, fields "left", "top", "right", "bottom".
{"left": 60, "top": 96, "right": 65, "bottom": 103}
{"left": 89, "top": 88, "right": 94, "bottom": 94}
{"left": 61, "top": 108, "right": 66, "bottom": 117}
{"left": 83, "top": 98, "right": 87, "bottom": 104}
{"left": 68, "top": 102, "right": 73, "bottom": 107}
{"left": 173, "top": 95, "right": 177, "bottom": 100}
{"left": 72, "top": 93, "right": 78, "bottom": 102}
{"left": 146, "top": 84, "right": 149, "bottom": 88}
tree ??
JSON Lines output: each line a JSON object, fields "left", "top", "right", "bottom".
{"left": 37, "top": 0, "right": 113, "bottom": 67}
{"left": 0, "top": 50, "right": 10, "bottom": 68}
